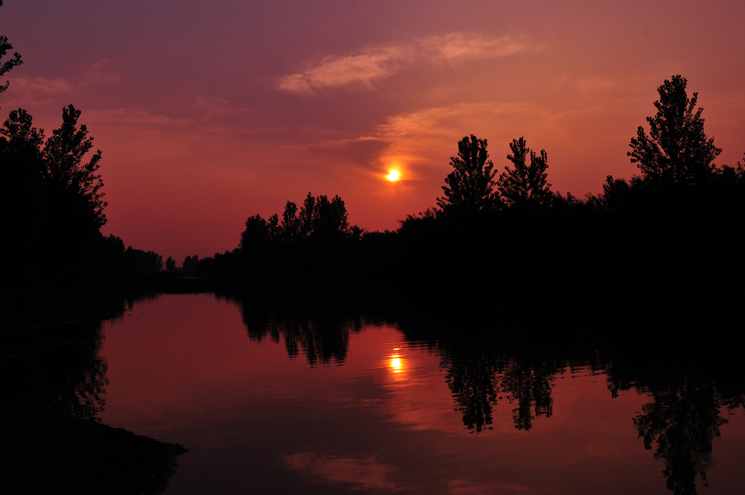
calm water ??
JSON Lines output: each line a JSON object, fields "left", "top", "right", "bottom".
{"left": 90, "top": 293, "right": 745, "bottom": 495}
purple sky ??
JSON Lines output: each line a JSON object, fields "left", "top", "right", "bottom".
{"left": 3, "top": 0, "right": 744, "bottom": 261}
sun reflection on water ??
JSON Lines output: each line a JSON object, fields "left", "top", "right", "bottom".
{"left": 389, "top": 348, "right": 404, "bottom": 375}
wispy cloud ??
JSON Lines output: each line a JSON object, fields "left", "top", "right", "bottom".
{"left": 7, "top": 59, "right": 122, "bottom": 101}
{"left": 11, "top": 75, "right": 73, "bottom": 96}
{"left": 285, "top": 452, "right": 399, "bottom": 491}
{"left": 422, "top": 32, "right": 530, "bottom": 64}
{"left": 278, "top": 32, "right": 534, "bottom": 95}
{"left": 278, "top": 45, "right": 411, "bottom": 95}
{"left": 448, "top": 478, "right": 537, "bottom": 495}
{"left": 362, "top": 101, "right": 567, "bottom": 184}
{"left": 77, "top": 59, "right": 123, "bottom": 86}
{"left": 87, "top": 108, "right": 193, "bottom": 127}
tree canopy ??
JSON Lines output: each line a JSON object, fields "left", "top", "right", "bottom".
{"left": 239, "top": 192, "right": 359, "bottom": 254}
{"left": 437, "top": 134, "right": 499, "bottom": 216}
{"left": 0, "top": 1, "right": 23, "bottom": 98}
{"left": 628, "top": 75, "right": 721, "bottom": 186}
{"left": 497, "top": 137, "right": 552, "bottom": 208}
{"left": 0, "top": 105, "right": 107, "bottom": 264}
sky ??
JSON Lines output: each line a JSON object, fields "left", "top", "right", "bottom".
{"left": 2, "top": 0, "right": 745, "bottom": 261}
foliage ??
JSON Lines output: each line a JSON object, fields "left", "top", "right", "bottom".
{"left": 497, "top": 137, "right": 552, "bottom": 208}
{"left": 239, "top": 192, "right": 360, "bottom": 253}
{"left": 0, "top": 0, "right": 23, "bottom": 98}
{"left": 628, "top": 75, "right": 721, "bottom": 186}
{"left": 0, "top": 105, "right": 107, "bottom": 265}
{"left": 397, "top": 208, "right": 439, "bottom": 235}
{"left": 238, "top": 215, "right": 271, "bottom": 252}
{"left": 437, "top": 134, "right": 499, "bottom": 216}
{"left": 43, "top": 104, "right": 107, "bottom": 232}
{"left": 123, "top": 246, "right": 163, "bottom": 272}
{"left": 183, "top": 255, "right": 200, "bottom": 271}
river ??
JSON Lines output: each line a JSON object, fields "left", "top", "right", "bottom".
{"left": 76, "top": 291, "right": 745, "bottom": 494}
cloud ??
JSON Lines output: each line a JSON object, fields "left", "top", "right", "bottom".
{"left": 448, "top": 478, "right": 538, "bottom": 495}
{"left": 285, "top": 452, "right": 399, "bottom": 491}
{"left": 5, "top": 59, "right": 123, "bottom": 101}
{"left": 422, "top": 32, "right": 530, "bottom": 64}
{"left": 78, "top": 59, "right": 123, "bottom": 86}
{"left": 87, "top": 107, "right": 193, "bottom": 127}
{"left": 10, "top": 75, "right": 73, "bottom": 96}
{"left": 278, "top": 32, "right": 533, "bottom": 95}
{"left": 191, "top": 95, "right": 251, "bottom": 122}
{"left": 278, "top": 45, "right": 411, "bottom": 95}
{"left": 372, "top": 101, "right": 559, "bottom": 167}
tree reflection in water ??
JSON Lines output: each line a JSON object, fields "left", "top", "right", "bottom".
{"left": 605, "top": 346, "right": 744, "bottom": 494}
{"left": 382, "top": 288, "right": 745, "bottom": 495}
{"left": 2, "top": 293, "right": 187, "bottom": 495}
{"left": 441, "top": 349, "right": 559, "bottom": 432}
{"left": 220, "top": 292, "right": 364, "bottom": 366}
{"left": 3, "top": 320, "right": 108, "bottom": 420}
{"left": 99, "top": 289, "right": 743, "bottom": 495}
{"left": 2, "top": 293, "right": 163, "bottom": 420}
{"left": 633, "top": 380, "right": 727, "bottom": 494}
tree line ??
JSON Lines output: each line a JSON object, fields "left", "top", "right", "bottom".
{"left": 2, "top": 5, "right": 742, "bottom": 288}
{"left": 0, "top": 105, "right": 165, "bottom": 273}
{"left": 0, "top": 5, "right": 163, "bottom": 274}
{"left": 189, "top": 74, "right": 743, "bottom": 290}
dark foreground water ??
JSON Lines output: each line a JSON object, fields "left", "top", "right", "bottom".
{"left": 61, "top": 292, "right": 745, "bottom": 493}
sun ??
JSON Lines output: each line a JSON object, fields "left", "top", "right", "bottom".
{"left": 386, "top": 169, "right": 401, "bottom": 182}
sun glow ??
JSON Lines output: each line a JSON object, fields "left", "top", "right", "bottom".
{"left": 386, "top": 169, "right": 401, "bottom": 182}
{"left": 390, "top": 357, "right": 402, "bottom": 372}
{"left": 389, "top": 348, "right": 404, "bottom": 373}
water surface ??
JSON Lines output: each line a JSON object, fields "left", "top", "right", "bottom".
{"left": 95, "top": 293, "right": 745, "bottom": 494}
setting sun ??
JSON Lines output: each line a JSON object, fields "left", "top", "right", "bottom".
{"left": 386, "top": 170, "right": 401, "bottom": 182}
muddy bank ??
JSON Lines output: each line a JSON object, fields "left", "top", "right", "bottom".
{"left": 4, "top": 412, "right": 186, "bottom": 495}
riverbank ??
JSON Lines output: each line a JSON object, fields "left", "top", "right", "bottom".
{"left": 4, "top": 412, "right": 186, "bottom": 495}
{"left": 1, "top": 273, "right": 187, "bottom": 495}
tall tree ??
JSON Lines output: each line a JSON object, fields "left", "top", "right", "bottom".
{"left": 43, "top": 104, "right": 107, "bottom": 236}
{"left": 497, "top": 137, "right": 552, "bottom": 208}
{"left": 239, "top": 214, "right": 270, "bottom": 251}
{"left": 628, "top": 75, "right": 721, "bottom": 186}
{"left": 1, "top": 105, "right": 107, "bottom": 264}
{"left": 0, "top": 109, "right": 47, "bottom": 258}
{"left": 311, "top": 194, "right": 350, "bottom": 241}
{"left": 0, "top": 1, "right": 23, "bottom": 99}
{"left": 280, "top": 201, "right": 301, "bottom": 243}
{"left": 437, "top": 134, "right": 499, "bottom": 216}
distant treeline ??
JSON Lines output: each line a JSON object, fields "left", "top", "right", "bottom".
{"left": 1, "top": 21, "right": 163, "bottom": 276}
{"left": 2, "top": 70, "right": 743, "bottom": 288}
{"left": 0, "top": 106, "right": 163, "bottom": 273}
{"left": 188, "top": 75, "right": 744, "bottom": 289}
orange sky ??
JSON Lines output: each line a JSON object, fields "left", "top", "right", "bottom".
{"left": 3, "top": 1, "right": 745, "bottom": 261}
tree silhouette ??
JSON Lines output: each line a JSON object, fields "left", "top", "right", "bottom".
{"left": 280, "top": 201, "right": 302, "bottom": 243}
{"left": 0, "top": 109, "right": 46, "bottom": 257}
{"left": 43, "top": 104, "right": 107, "bottom": 233}
{"left": 310, "top": 194, "right": 350, "bottom": 241}
{"left": 0, "top": 1, "right": 23, "bottom": 98}
{"left": 629, "top": 75, "right": 721, "bottom": 186}
{"left": 633, "top": 380, "right": 728, "bottom": 495}
{"left": 437, "top": 134, "right": 499, "bottom": 216}
{"left": 497, "top": 137, "right": 552, "bottom": 208}
{"left": 182, "top": 255, "right": 199, "bottom": 271}
{"left": 239, "top": 192, "right": 358, "bottom": 251}
{"left": 1, "top": 106, "right": 109, "bottom": 264}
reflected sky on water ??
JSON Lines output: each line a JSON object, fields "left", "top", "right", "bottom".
{"left": 95, "top": 293, "right": 745, "bottom": 495}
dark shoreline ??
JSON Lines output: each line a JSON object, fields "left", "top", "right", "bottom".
{"left": 2, "top": 270, "right": 190, "bottom": 495}
{"left": 4, "top": 412, "right": 187, "bottom": 495}
{"left": 3, "top": 266, "right": 743, "bottom": 494}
